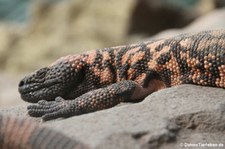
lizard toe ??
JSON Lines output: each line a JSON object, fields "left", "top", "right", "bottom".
{"left": 42, "top": 111, "right": 63, "bottom": 121}
{"left": 28, "top": 108, "right": 46, "bottom": 117}
{"left": 55, "top": 96, "right": 65, "bottom": 102}
{"left": 38, "top": 100, "right": 49, "bottom": 105}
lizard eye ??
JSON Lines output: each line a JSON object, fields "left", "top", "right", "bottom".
{"left": 36, "top": 67, "right": 49, "bottom": 78}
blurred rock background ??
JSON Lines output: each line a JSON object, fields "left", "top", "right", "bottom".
{"left": 0, "top": 0, "right": 225, "bottom": 107}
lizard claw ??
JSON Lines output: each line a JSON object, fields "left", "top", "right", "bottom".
{"left": 55, "top": 96, "right": 64, "bottom": 102}
{"left": 37, "top": 100, "right": 49, "bottom": 105}
{"left": 42, "top": 111, "right": 63, "bottom": 121}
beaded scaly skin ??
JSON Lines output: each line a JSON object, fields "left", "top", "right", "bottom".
{"left": 0, "top": 114, "right": 89, "bottom": 149}
{"left": 18, "top": 30, "right": 225, "bottom": 121}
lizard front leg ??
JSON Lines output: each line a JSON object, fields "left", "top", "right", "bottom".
{"left": 28, "top": 80, "right": 141, "bottom": 121}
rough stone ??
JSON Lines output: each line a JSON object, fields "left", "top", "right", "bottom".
{"left": 4, "top": 0, "right": 136, "bottom": 72}
{"left": 1, "top": 85, "right": 225, "bottom": 149}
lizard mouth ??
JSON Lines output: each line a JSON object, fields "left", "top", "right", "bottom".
{"left": 18, "top": 78, "right": 60, "bottom": 102}
{"left": 18, "top": 78, "right": 60, "bottom": 94}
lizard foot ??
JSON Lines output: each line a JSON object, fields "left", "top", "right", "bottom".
{"left": 27, "top": 97, "right": 75, "bottom": 121}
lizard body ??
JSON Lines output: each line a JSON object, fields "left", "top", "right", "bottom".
{"left": 0, "top": 114, "right": 89, "bottom": 149}
{"left": 18, "top": 30, "right": 225, "bottom": 121}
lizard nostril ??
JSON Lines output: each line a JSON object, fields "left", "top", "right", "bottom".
{"left": 19, "top": 80, "right": 25, "bottom": 87}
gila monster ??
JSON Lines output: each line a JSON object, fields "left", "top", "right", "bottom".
{"left": 0, "top": 114, "right": 89, "bottom": 149}
{"left": 18, "top": 30, "right": 225, "bottom": 121}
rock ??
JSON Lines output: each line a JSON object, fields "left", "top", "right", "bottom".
{"left": 151, "top": 8, "right": 225, "bottom": 39}
{"left": 4, "top": 0, "right": 136, "bottom": 72}
{"left": 0, "top": 23, "right": 22, "bottom": 69}
{"left": 1, "top": 84, "right": 225, "bottom": 148}
{"left": 0, "top": 104, "right": 28, "bottom": 118}
{"left": 128, "top": 0, "right": 201, "bottom": 36}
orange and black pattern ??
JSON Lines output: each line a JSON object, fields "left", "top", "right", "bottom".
{"left": 18, "top": 30, "right": 225, "bottom": 121}
{"left": 0, "top": 114, "right": 89, "bottom": 149}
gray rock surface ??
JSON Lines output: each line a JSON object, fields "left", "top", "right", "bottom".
{"left": 1, "top": 84, "right": 225, "bottom": 149}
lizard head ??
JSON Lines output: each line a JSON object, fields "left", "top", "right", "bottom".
{"left": 18, "top": 55, "right": 85, "bottom": 103}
